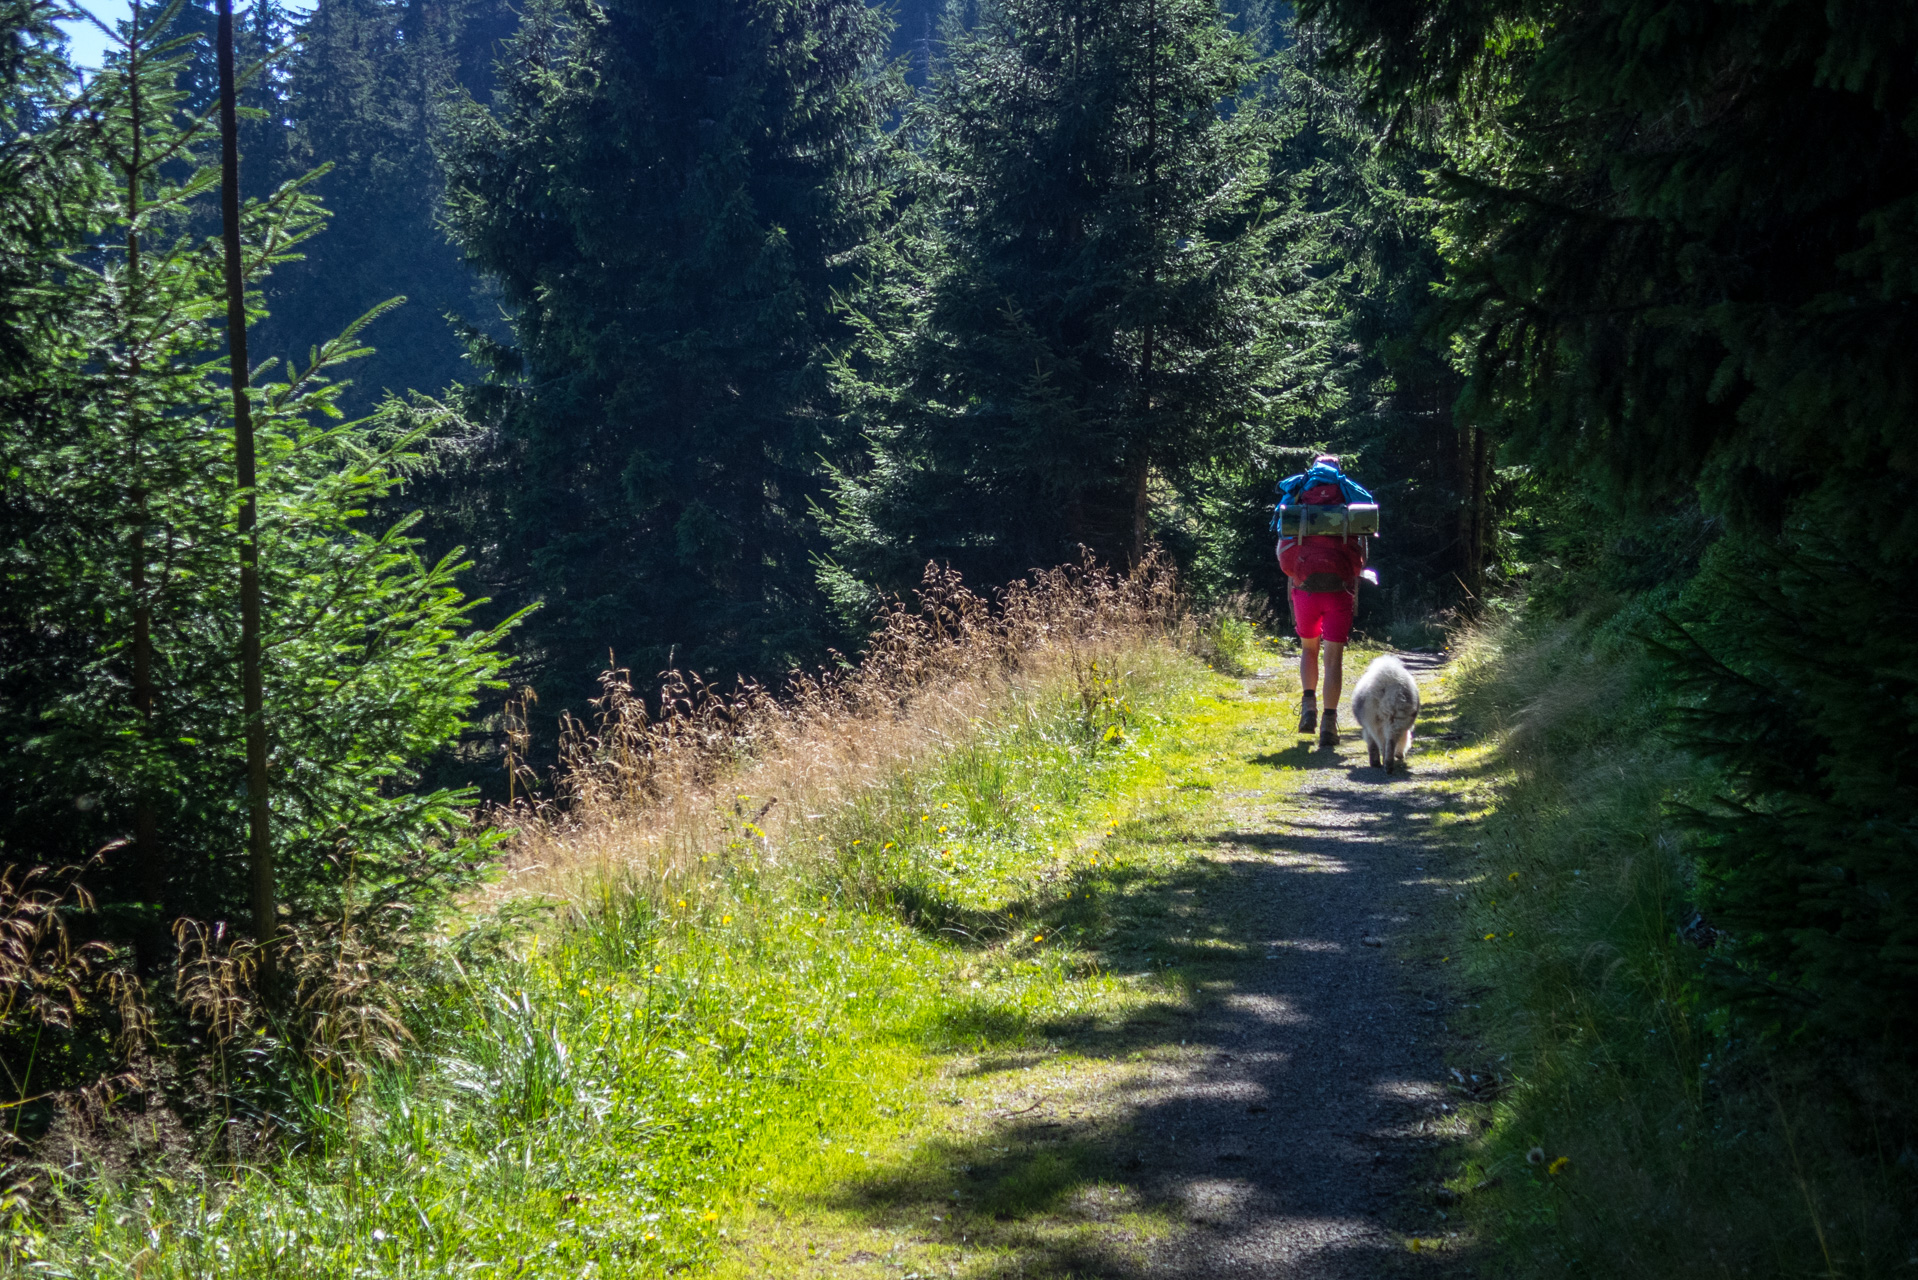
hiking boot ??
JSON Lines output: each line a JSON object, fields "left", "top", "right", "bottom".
{"left": 1318, "top": 708, "right": 1340, "bottom": 749}
{"left": 1297, "top": 691, "right": 1317, "bottom": 735}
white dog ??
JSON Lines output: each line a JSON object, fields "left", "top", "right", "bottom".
{"left": 1351, "top": 655, "right": 1420, "bottom": 773}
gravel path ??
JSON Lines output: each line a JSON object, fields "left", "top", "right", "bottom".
{"left": 1123, "top": 653, "right": 1474, "bottom": 1277}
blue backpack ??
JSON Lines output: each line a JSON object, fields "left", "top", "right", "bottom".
{"left": 1270, "top": 463, "right": 1374, "bottom": 532}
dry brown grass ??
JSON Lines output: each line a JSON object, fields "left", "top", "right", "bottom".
{"left": 490, "top": 552, "right": 1187, "bottom": 908}
{"left": 172, "top": 917, "right": 410, "bottom": 1092}
{"left": 0, "top": 865, "right": 118, "bottom": 1059}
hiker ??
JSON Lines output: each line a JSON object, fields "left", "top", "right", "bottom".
{"left": 1275, "top": 453, "right": 1373, "bottom": 747}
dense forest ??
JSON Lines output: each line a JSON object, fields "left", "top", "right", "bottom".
{"left": 5, "top": 0, "right": 1490, "bottom": 923}
{"left": 1, "top": 0, "right": 1913, "bottom": 1268}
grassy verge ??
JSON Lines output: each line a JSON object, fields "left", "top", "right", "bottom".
{"left": 8, "top": 628, "right": 1295, "bottom": 1276}
{"left": 1438, "top": 614, "right": 1916, "bottom": 1276}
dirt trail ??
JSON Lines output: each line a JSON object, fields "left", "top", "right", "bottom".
{"left": 1119, "top": 652, "right": 1473, "bottom": 1277}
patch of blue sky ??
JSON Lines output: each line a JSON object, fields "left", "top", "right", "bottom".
{"left": 57, "top": 0, "right": 316, "bottom": 72}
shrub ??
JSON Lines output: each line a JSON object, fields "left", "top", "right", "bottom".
{"left": 1445, "top": 616, "right": 1917, "bottom": 1277}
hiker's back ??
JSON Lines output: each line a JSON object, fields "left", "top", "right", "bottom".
{"left": 1274, "top": 462, "right": 1375, "bottom": 593}
{"left": 1275, "top": 454, "right": 1380, "bottom": 748}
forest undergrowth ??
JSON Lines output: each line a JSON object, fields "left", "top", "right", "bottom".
{"left": 0, "top": 556, "right": 1269, "bottom": 1276}
{"left": 1439, "top": 615, "right": 1917, "bottom": 1277}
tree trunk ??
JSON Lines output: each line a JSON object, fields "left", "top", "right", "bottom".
{"left": 1131, "top": 0, "right": 1158, "bottom": 568}
{"left": 125, "top": 5, "right": 162, "bottom": 909}
{"left": 217, "top": 0, "right": 276, "bottom": 989}
{"left": 1473, "top": 425, "right": 1490, "bottom": 593}
{"left": 1128, "top": 447, "right": 1150, "bottom": 566}
{"left": 1456, "top": 423, "right": 1490, "bottom": 605}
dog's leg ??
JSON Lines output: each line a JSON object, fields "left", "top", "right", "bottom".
{"left": 1356, "top": 718, "right": 1375, "bottom": 767}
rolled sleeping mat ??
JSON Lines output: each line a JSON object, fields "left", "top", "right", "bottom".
{"left": 1276, "top": 502, "right": 1379, "bottom": 538}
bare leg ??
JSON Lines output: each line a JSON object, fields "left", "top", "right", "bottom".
{"left": 1322, "top": 641, "right": 1345, "bottom": 709}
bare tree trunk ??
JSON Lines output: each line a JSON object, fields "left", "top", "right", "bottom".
{"left": 1472, "top": 425, "right": 1491, "bottom": 593}
{"left": 216, "top": 0, "right": 276, "bottom": 990}
{"left": 1128, "top": 448, "right": 1150, "bottom": 565}
{"left": 124, "top": 3, "right": 161, "bottom": 908}
{"left": 1132, "top": 0, "right": 1159, "bottom": 567}
{"left": 1456, "top": 423, "right": 1490, "bottom": 605}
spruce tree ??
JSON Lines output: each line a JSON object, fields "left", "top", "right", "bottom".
{"left": 1064, "top": 17, "right": 1483, "bottom": 613}
{"left": 440, "top": 0, "right": 894, "bottom": 697}
{"left": 250, "top": 0, "right": 518, "bottom": 417}
{"left": 824, "top": 0, "right": 1286, "bottom": 599}
{"left": 0, "top": 8, "right": 518, "bottom": 942}
{"left": 1305, "top": 0, "right": 1918, "bottom": 1039}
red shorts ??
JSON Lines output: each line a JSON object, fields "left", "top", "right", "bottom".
{"left": 1291, "top": 586, "right": 1354, "bottom": 644}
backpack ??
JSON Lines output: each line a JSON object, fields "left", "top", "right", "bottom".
{"left": 1270, "top": 463, "right": 1375, "bottom": 533}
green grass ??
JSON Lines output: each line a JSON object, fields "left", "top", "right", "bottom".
{"left": 1436, "top": 616, "right": 1917, "bottom": 1277}
{"left": 6, "top": 643, "right": 1292, "bottom": 1277}
{"left": 46, "top": 613, "right": 1886, "bottom": 1280}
